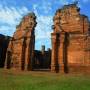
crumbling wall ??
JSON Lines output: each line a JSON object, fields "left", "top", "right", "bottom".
{"left": 5, "top": 13, "right": 37, "bottom": 70}
{"left": 51, "top": 3, "right": 90, "bottom": 73}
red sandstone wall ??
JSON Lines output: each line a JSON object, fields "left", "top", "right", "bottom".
{"left": 54, "top": 4, "right": 89, "bottom": 33}
{"left": 5, "top": 13, "right": 37, "bottom": 70}
{"left": 51, "top": 3, "right": 90, "bottom": 73}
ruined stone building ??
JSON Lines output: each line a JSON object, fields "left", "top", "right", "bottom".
{"left": 1, "top": 3, "right": 90, "bottom": 73}
{"left": 51, "top": 3, "right": 90, "bottom": 73}
{"left": 4, "top": 12, "right": 51, "bottom": 71}
{"left": 5, "top": 13, "right": 37, "bottom": 70}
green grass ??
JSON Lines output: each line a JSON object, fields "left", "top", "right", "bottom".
{"left": 0, "top": 69, "right": 90, "bottom": 90}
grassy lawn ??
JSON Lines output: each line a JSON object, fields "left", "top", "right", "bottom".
{"left": 0, "top": 69, "right": 90, "bottom": 90}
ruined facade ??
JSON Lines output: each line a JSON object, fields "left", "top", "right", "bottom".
{"left": 5, "top": 13, "right": 37, "bottom": 70}
{"left": 2, "top": 3, "right": 90, "bottom": 73}
{"left": 51, "top": 3, "right": 90, "bottom": 73}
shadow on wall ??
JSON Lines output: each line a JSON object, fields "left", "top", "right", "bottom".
{"left": 0, "top": 34, "right": 11, "bottom": 68}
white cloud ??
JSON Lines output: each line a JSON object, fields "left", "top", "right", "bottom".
{"left": 33, "top": 1, "right": 52, "bottom": 15}
{"left": 32, "top": 2, "right": 54, "bottom": 49}
{"left": 0, "top": 7, "right": 20, "bottom": 25}
{"left": 0, "top": 4, "right": 30, "bottom": 36}
{"left": 32, "top": 4, "right": 53, "bottom": 40}
{"left": 32, "top": 4, "right": 53, "bottom": 49}
{"left": 0, "top": 2, "right": 53, "bottom": 49}
{"left": 52, "top": 0, "right": 69, "bottom": 5}
{"left": 57, "top": 0, "right": 69, "bottom": 5}
{"left": 0, "top": 25, "right": 14, "bottom": 36}
{"left": 35, "top": 16, "right": 53, "bottom": 40}
{"left": 34, "top": 15, "right": 53, "bottom": 50}
{"left": 33, "top": 4, "right": 39, "bottom": 16}
{"left": 41, "top": 1, "right": 52, "bottom": 14}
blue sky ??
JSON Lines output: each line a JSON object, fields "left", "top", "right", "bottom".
{"left": 0, "top": 0, "right": 90, "bottom": 50}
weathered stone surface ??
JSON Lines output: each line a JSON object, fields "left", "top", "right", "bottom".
{"left": 51, "top": 3, "right": 90, "bottom": 73}
{"left": 3, "top": 3, "right": 90, "bottom": 73}
{"left": 5, "top": 13, "right": 37, "bottom": 70}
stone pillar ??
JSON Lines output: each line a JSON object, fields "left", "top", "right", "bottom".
{"left": 13, "top": 39, "right": 25, "bottom": 70}
{"left": 51, "top": 32, "right": 69, "bottom": 73}
{"left": 25, "top": 31, "right": 35, "bottom": 71}
{"left": 4, "top": 40, "right": 13, "bottom": 69}
{"left": 58, "top": 32, "right": 69, "bottom": 73}
{"left": 63, "top": 32, "right": 69, "bottom": 73}
{"left": 51, "top": 33, "right": 60, "bottom": 73}
{"left": 21, "top": 37, "right": 26, "bottom": 70}
{"left": 5, "top": 49, "right": 12, "bottom": 69}
{"left": 25, "top": 38, "right": 31, "bottom": 70}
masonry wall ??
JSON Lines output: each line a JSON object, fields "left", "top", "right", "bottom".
{"left": 5, "top": 13, "right": 37, "bottom": 70}
{"left": 51, "top": 3, "right": 90, "bottom": 73}
{"left": 66, "top": 34, "right": 90, "bottom": 72}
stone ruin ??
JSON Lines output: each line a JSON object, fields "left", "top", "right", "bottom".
{"left": 0, "top": 3, "right": 89, "bottom": 73}
{"left": 5, "top": 13, "right": 37, "bottom": 70}
{"left": 4, "top": 12, "right": 51, "bottom": 71}
{"left": 51, "top": 3, "right": 90, "bottom": 73}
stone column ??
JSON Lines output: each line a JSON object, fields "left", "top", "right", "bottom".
{"left": 63, "top": 32, "right": 69, "bottom": 73}
{"left": 58, "top": 32, "right": 69, "bottom": 73}
{"left": 25, "top": 31, "right": 35, "bottom": 71}
{"left": 13, "top": 39, "right": 25, "bottom": 70}
{"left": 5, "top": 49, "right": 12, "bottom": 69}
{"left": 31, "top": 34, "right": 35, "bottom": 69}
{"left": 21, "top": 37, "right": 26, "bottom": 70}
{"left": 59, "top": 32, "right": 66, "bottom": 73}
{"left": 4, "top": 40, "right": 13, "bottom": 69}
{"left": 51, "top": 33, "right": 60, "bottom": 73}
{"left": 25, "top": 38, "right": 31, "bottom": 70}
